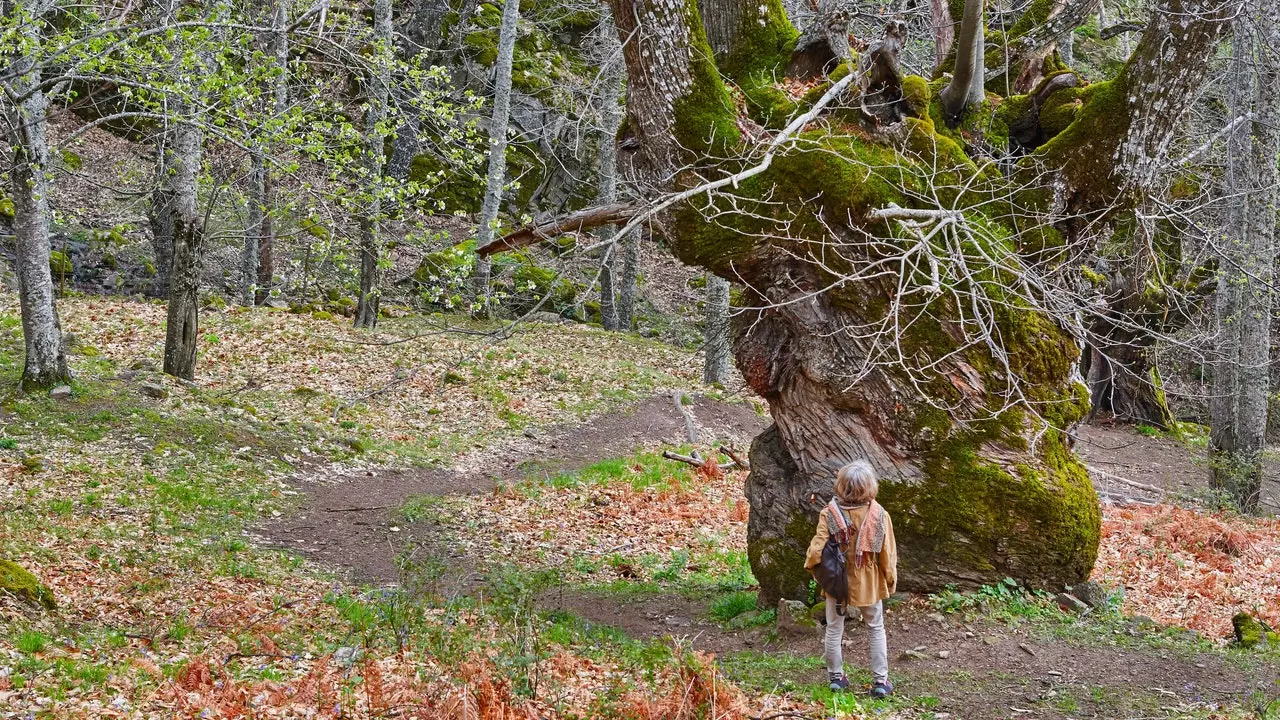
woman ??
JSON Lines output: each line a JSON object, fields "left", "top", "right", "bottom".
{"left": 804, "top": 459, "right": 897, "bottom": 697}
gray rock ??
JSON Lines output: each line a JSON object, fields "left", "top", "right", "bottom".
{"left": 526, "top": 311, "right": 566, "bottom": 325}
{"left": 264, "top": 298, "right": 289, "bottom": 309}
{"left": 49, "top": 385, "right": 72, "bottom": 400}
{"left": 1069, "top": 581, "right": 1111, "bottom": 610}
{"left": 776, "top": 599, "right": 817, "bottom": 635}
{"left": 1055, "top": 592, "right": 1091, "bottom": 615}
{"left": 139, "top": 382, "right": 169, "bottom": 399}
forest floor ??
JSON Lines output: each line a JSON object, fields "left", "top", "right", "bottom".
{"left": 0, "top": 295, "right": 1277, "bottom": 719}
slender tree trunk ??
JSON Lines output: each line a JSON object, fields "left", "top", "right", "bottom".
{"left": 2, "top": 20, "right": 70, "bottom": 391}
{"left": 150, "top": 134, "right": 177, "bottom": 298}
{"left": 596, "top": 41, "right": 624, "bottom": 331}
{"left": 355, "top": 0, "right": 393, "bottom": 329}
{"left": 1210, "top": 5, "right": 1279, "bottom": 513}
{"left": 703, "top": 274, "right": 731, "bottom": 385}
{"left": 931, "top": 0, "right": 955, "bottom": 71}
{"left": 938, "top": 0, "right": 985, "bottom": 117}
{"left": 253, "top": 0, "right": 288, "bottom": 304}
{"left": 161, "top": 118, "right": 205, "bottom": 380}
{"left": 242, "top": 149, "right": 266, "bottom": 306}
{"left": 616, "top": 229, "right": 641, "bottom": 329}
{"left": 472, "top": 0, "right": 520, "bottom": 317}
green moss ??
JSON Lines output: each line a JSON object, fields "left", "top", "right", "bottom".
{"left": 1081, "top": 265, "right": 1106, "bottom": 287}
{"left": 1232, "top": 612, "right": 1275, "bottom": 649}
{"left": 1037, "top": 77, "right": 1130, "bottom": 202}
{"left": 463, "top": 30, "right": 499, "bottom": 66}
{"left": 49, "top": 251, "right": 73, "bottom": 277}
{"left": 901, "top": 75, "right": 931, "bottom": 119}
{"left": 672, "top": 4, "right": 740, "bottom": 157}
{"left": 1039, "top": 85, "right": 1085, "bottom": 138}
{"left": 719, "top": 0, "right": 799, "bottom": 82}
{"left": 0, "top": 559, "right": 56, "bottom": 610}
{"left": 741, "top": 82, "right": 799, "bottom": 129}
{"left": 1008, "top": 0, "right": 1056, "bottom": 38}
{"left": 0, "top": 195, "right": 14, "bottom": 219}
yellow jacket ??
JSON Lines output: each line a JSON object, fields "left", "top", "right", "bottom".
{"left": 804, "top": 503, "right": 898, "bottom": 606}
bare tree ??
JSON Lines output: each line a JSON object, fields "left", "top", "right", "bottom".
{"left": 354, "top": 0, "right": 393, "bottom": 329}
{"left": 1209, "top": 2, "right": 1280, "bottom": 513}
{"left": 0, "top": 0, "right": 70, "bottom": 391}
{"left": 938, "top": 0, "right": 984, "bottom": 118}
{"left": 242, "top": 0, "right": 289, "bottom": 306}
{"left": 595, "top": 36, "right": 625, "bottom": 331}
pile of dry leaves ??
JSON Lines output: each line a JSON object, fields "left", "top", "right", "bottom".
{"left": 1093, "top": 504, "right": 1280, "bottom": 638}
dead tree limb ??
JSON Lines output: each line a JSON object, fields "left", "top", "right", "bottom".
{"left": 477, "top": 202, "right": 638, "bottom": 256}
{"left": 672, "top": 390, "right": 699, "bottom": 445}
{"left": 662, "top": 449, "right": 740, "bottom": 471}
{"left": 719, "top": 445, "right": 750, "bottom": 470}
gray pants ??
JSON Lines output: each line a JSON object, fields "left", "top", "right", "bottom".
{"left": 823, "top": 597, "right": 888, "bottom": 684}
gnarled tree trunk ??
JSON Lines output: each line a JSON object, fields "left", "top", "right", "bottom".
{"left": 161, "top": 118, "right": 205, "bottom": 380}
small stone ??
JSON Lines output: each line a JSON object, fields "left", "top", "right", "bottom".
{"left": 522, "top": 428, "right": 537, "bottom": 439}
{"left": 49, "top": 385, "right": 72, "bottom": 400}
{"left": 937, "top": 650, "right": 951, "bottom": 659}
{"left": 776, "top": 599, "right": 817, "bottom": 635}
{"left": 1069, "top": 580, "right": 1111, "bottom": 610}
{"left": 1019, "top": 642, "right": 1037, "bottom": 656}
{"left": 983, "top": 636, "right": 1000, "bottom": 645}
{"left": 1047, "top": 670, "right": 1063, "bottom": 676}
{"left": 965, "top": 631, "right": 976, "bottom": 638}
{"left": 929, "top": 612, "right": 946, "bottom": 624}
{"left": 1055, "top": 592, "right": 1091, "bottom": 615}
{"left": 139, "top": 382, "right": 169, "bottom": 399}
{"left": 900, "top": 649, "right": 927, "bottom": 661}
{"left": 912, "top": 645, "right": 926, "bottom": 652}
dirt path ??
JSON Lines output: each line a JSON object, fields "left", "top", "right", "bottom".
{"left": 257, "top": 393, "right": 767, "bottom": 583}
{"left": 260, "top": 411, "right": 1277, "bottom": 718}
{"left": 1076, "top": 423, "right": 1280, "bottom": 511}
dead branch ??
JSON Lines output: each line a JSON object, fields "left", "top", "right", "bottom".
{"left": 1085, "top": 465, "right": 1167, "bottom": 495}
{"left": 662, "top": 450, "right": 739, "bottom": 471}
{"left": 672, "top": 389, "right": 699, "bottom": 444}
{"left": 485, "top": 71, "right": 859, "bottom": 257}
{"left": 719, "top": 445, "right": 750, "bottom": 470}
{"left": 477, "top": 202, "right": 637, "bottom": 256}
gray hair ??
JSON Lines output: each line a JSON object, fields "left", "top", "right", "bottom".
{"left": 835, "top": 460, "right": 878, "bottom": 504}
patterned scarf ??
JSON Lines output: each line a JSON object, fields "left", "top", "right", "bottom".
{"left": 827, "top": 498, "right": 886, "bottom": 568}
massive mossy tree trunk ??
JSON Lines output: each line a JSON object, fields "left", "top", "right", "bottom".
{"left": 1209, "top": 3, "right": 1280, "bottom": 513}
{"left": 485, "top": 0, "right": 1239, "bottom": 603}
{"left": 1, "top": 0, "right": 71, "bottom": 391}
{"left": 355, "top": 0, "right": 393, "bottom": 329}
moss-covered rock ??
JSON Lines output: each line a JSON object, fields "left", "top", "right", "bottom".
{"left": 1232, "top": 612, "right": 1278, "bottom": 649}
{"left": 0, "top": 195, "right": 14, "bottom": 220}
{"left": 0, "top": 559, "right": 56, "bottom": 610}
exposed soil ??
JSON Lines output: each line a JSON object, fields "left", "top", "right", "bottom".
{"left": 261, "top": 408, "right": 1278, "bottom": 719}
{"left": 257, "top": 393, "right": 768, "bottom": 584}
{"left": 1076, "top": 423, "right": 1280, "bottom": 512}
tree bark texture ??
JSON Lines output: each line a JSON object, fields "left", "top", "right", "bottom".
{"left": 596, "top": 45, "right": 625, "bottom": 332}
{"left": 702, "top": 274, "right": 731, "bottom": 385}
{"left": 471, "top": 0, "right": 520, "bottom": 317}
{"left": 161, "top": 119, "right": 205, "bottom": 380}
{"left": 600, "top": 0, "right": 1238, "bottom": 601}
{"left": 1, "top": 15, "right": 71, "bottom": 390}
{"left": 938, "top": 0, "right": 985, "bottom": 117}
{"left": 254, "top": 0, "right": 288, "bottom": 304}
{"left": 616, "top": 228, "right": 641, "bottom": 330}
{"left": 242, "top": 149, "right": 266, "bottom": 306}
{"left": 355, "top": 0, "right": 393, "bottom": 329}
{"left": 607, "top": 0, "right": 1097, "bottom": 604}
{"left": 1209, "top": 5, "right": 1279, "bottom": 513}
{"left": 931, "top": 0, "right": 955, "bottom": 71}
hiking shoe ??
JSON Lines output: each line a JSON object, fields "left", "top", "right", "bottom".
{"left": 870, "top": 680, "right": 894, "bottom": 699}
{"left": 828, "top": 673, "right": 852, "bottom": 692}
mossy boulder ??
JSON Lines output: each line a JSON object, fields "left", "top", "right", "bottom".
{"left": 0, "top": 559, "right": 56, "bottom": 610}
{"left": 0, "top": 195, "right": 14, "bottom": 220}
{"left": 1232, "top": 612, "right": 1278, "bottom": 649}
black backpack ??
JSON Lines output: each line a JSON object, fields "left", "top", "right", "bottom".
{"left": 812, "top": 503, "right": 851, "bottom": 607}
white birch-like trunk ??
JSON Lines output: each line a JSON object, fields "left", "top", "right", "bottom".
{"left": 595, "top": 41, "right": 625, "bottom": 331}
{"left": 939, "top": 0, "right": 985, "bottom": 117}
{"left": 1, "top": 6, "right": 70, "bottom": 390}
{"left": 702, "top": 274, "right": 731, "bottom": 385}
{"left": 471, "top": 0, "right": 520, "bottom": 317}
{"left": 354, "top": 0, "right": 393, "bottom": 329}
